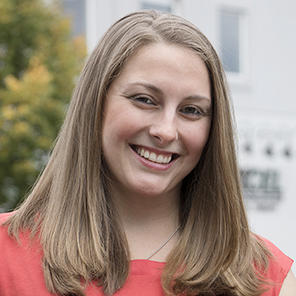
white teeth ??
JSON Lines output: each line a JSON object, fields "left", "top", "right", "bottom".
{"left": 156, "top": 155, "right": 163, "bottom": 163}
{"left": 140, "top": 148, "right": 145, "bottom": 156}
{"left": 134, "top": 146, "right": 173, "bottom": 164}
{"left": 149, "top": 153, "right": 156, "bottom": 162}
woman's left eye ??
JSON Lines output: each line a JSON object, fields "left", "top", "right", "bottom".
{"left": 180, "top": 106, "right": 202, "bottom": 116}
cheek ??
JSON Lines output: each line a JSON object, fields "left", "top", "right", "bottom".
{"left": 185, "top": 123, "right": 211, "bottom": 158}
{"left": 102, "top": 108, "right": 142, "bottom": 146}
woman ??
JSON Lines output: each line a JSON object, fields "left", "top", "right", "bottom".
{"left": 0, "top": 10, "right": 295, "bottom": 296}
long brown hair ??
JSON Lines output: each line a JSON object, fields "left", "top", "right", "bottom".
{"left": 6, "top": 10, "right": 270, "bottom": 296}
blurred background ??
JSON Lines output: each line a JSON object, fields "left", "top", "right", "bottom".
{"left": 1, "top": 0, "right": 295, "bottom": 272}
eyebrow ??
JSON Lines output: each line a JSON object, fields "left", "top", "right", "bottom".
{"left": 125, "top": 81, "right": 211, "bottom": 102}
{"left": 126, "top": 82, "right": 163, "bottom": 95}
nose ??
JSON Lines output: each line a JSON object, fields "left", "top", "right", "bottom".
{"left": 149, "top": 111, "right": 178, "bottom": 144}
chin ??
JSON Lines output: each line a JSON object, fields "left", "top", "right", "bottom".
{"left": 129, "top": 180, "right": 178, "bottom": 197}
{"left": 130, "top": 186, "right": 165, "bottom": 197}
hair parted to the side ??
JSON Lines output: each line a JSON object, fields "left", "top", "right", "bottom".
{"left": 5, "top": 10, "right": 271, "bottom": 296}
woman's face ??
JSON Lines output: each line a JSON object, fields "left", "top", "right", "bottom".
{"left": 102, "top": 43, "right": 212, "bottom": 197}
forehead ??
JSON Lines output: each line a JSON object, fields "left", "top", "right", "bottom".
{"left": 121, "top": 43, "right": 208, "bottom": 79}
{"left": 114, "top": 43, "right": 210, "bottom": 93}
{"left": 126, "top": 42, "right": 205, "bottom": 68}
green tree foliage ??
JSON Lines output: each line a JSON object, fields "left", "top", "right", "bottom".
{"left": 0, "top": 0, "right": 86, "bottom": 212}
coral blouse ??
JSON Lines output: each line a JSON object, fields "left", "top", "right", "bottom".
{"left": 0, "top": 212, "right": 293, "bottom": 296}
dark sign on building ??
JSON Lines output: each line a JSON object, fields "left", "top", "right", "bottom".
{"left": 240, "top": 168, "right": 282, "bottom": 211}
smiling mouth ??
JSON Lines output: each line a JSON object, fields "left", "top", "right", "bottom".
{"left": 131, "top": 145, "right": 179, "bottom": 164}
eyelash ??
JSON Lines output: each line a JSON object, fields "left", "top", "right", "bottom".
{"left": 130, "top": 95, "right": 205, "bottom": 118}
{"left": 132, "top": 95, "right": 155, "bottom": 105}
{"left": 180, "top": 106, "right": 202, "bottom": 116}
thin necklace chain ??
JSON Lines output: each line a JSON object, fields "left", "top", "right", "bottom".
{"left": 145, "top": 226, "right": 180, "bottom": 260}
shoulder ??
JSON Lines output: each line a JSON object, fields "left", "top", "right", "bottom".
{"left": 257, "top": 236, "right": 294, "bottom": 296}
{"left": 0, "top": 211, "right": 42, "bottom": 258}
{"left": 0, "top": 211, "right": 19, "bottom": 249}
{"left": 0, "top": 211, "right": 15, "bottom": 246}
{"left": 0, "top": 211, "right": 41, "bottom": 270}
{"left": 0, "top": 211, "right": 14, "bottom": 224}
{"left": 0, "top": 212, "right": 48, "bottom": 295}
{"left": 259, "top": 236, "right": 293, "bottom": 277}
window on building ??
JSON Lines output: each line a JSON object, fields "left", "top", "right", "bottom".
{"left": 141, "top": 2, "right": 171, "bottom": 13}
{"left": 219, "top": 9, "right": 248, "bottom": 78}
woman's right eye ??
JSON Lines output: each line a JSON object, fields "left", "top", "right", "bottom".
{"left": 132, "top": 95, "right": 155, "bottom": 105}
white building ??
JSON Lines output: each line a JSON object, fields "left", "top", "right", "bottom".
{"left": 62, "top": 0, "right": 296, "bottom": 272}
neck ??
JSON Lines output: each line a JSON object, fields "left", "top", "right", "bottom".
{"left": 109, "top": 182, "right": 181, "bottom": 261}
{"left": 110, "top": 182, "right": 180, "bottom": 229}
